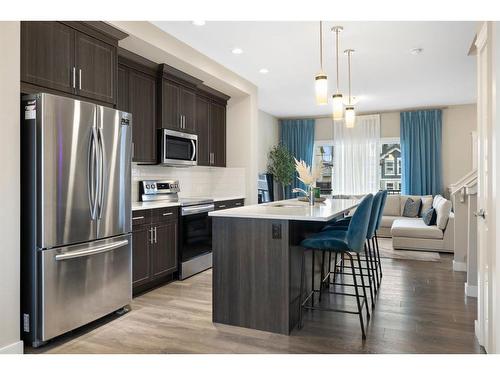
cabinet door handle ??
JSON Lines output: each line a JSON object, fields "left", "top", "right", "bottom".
{"left": 218, "top": 204, "right": 226, "bottom": 208}
{"left": 162, "top": 212, "right": 173, "bottom": 216}
{"left": 72, "top": 67, "right": 76, "bottom": 89}
{"left": 132, "top": 216, "right": 144, "bottom": 220}
{"left": 149, "top": 227, "right": 154, "bottom": 244}
{"left": 78, "top": 69, "right": 82, "bottom": 90}
{"left": 235, "top": 203, "right": 242, "bottom": 206}
{"left": 154, "top": 226, "right": 157, "bottom": 243}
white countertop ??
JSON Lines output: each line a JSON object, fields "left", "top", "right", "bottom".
{"left": 208, "top": 197, "right": 359, "bottom": 222}
{"left": 132, "top": 195, "right": 246, "bottom": 211}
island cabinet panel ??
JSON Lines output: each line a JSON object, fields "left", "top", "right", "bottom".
{"left": 212, "top": 217, "right": 291, "bottom": 334}
{"left": 21, "top": 21, "right": 121, "bottom": 106}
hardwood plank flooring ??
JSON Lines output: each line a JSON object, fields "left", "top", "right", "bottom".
{"left": 27, "top": 254, "right": 482, "bottom": 354}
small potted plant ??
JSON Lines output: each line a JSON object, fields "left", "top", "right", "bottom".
{"left": 293, "top": 158, "right": 323, "bottom": 205}
{"left": 267, "top": 144, "right": 295, "bottom": 200}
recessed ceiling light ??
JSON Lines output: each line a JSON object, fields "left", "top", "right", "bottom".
{"left": 410, "top": 48, "right": 423, "bottom": 55}
{"left": 192, "top": 21, "right": 205, "bottom": 26}
{"left": 259, "top": 68, "right": 269, "bottom": 74}
{"left": 231, "top": 48, "right": 243, "bottom": 55}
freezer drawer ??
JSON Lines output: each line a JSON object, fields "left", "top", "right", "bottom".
{"left": 40, "top": 234, "right": 132, "bottom": 341}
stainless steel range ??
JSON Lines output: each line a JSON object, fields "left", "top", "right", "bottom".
{"left": 140, "top": 180, "right": 214, "bottom": 280}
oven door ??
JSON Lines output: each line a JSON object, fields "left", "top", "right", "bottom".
{"left": 180, "top": 204, "right": 214, "bottom": 262}
{"left": 160, "top": 129, "right": 197, "bottom": 166}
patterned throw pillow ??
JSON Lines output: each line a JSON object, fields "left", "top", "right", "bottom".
{"left": 422, "top": 207, "right": 437, "bottom": 226}
{"left": 402, "top": 198, "right": 421, "bottom": 218}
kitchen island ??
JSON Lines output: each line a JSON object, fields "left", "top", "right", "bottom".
{"left": 209, "top": 197, "right": 359, "bottom": 335}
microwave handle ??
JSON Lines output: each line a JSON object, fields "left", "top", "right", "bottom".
{"left": 190, "top": 139, "right": 196, "bottom": 161}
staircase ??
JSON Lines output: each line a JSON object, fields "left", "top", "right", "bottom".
{"left": 448, "top": 169, "right": 478, "bottom": 297}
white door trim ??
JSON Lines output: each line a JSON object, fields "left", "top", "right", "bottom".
{"left": 0, "top": 340, "right": 23, "bottom": 354}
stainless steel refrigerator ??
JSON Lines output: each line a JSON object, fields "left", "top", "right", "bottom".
{"left": 21, "top": 93, "right": 133, "bottom": 347}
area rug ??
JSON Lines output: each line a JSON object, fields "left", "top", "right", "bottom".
{"left": 376, "top": 237, "right": 441, "bottom": 262}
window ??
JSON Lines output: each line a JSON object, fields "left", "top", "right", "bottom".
{"left": 379, "top": 138, "right": 401, "bottom": 194}
{"left": 313, "top": 142, "right": 334, "bottom": 195}
{"left": 385, "top": 159, "right": 395, "bottom": 175}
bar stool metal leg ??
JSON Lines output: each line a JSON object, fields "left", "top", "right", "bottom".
{"left": 363, "top": 243, "right": 375, "bottom": 308}
{"left": 375, "top": 232, "right": 383, "bottom": 280}
{"left": 356, "top": 253, "right": 370, "bottom": 320}
{"left": 347, "top": 252, "right": 366, "bottom": 340}
{"left": 367, "top": 240, "right": 379, "bottom": 294}
{"left": 298, "top": 250, "right": 306, "bottom": 329}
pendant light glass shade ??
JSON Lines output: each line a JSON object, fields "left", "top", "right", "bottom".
{"left": 345, "top": 106, "right": 356, "bottom": 128}
{"left": 332, "top": 93, "right": 344, "bottom": 120}
{"left": 315, "top": 73, "right": 328, "bottom": 105}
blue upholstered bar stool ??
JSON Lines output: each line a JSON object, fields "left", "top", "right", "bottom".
{"left": 298, "top": 194, "right": 374, "bottom": 339}
{"left": 322, "top": 190, "right": 387, "bottom": 296}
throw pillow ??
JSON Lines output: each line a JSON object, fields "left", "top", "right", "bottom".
{"left": 402, "top": 198, "right": 421, "bottom": 218}
{"left": 420, "top": 196, "right": 434, "bottom": 217}
{"left": 422, "top": 207, "right": 437, "bottom": 226}
{"left": 433, "top": 195, "right": 453, "bottom": 230}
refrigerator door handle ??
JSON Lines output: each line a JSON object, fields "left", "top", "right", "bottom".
{"left": 55, "top": 239, "right": 129, "bottom": 261}
{"left": 96, "top": 109, "right": 106, "bottom": 220}
{"left": 87, "top": 125, "right": 98, "bottom": 220}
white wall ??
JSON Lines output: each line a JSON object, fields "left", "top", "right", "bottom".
{"left": 0, "top": 21, "right": 22, "bottom": 354}
{"left": 257, "top": 110, "right": 279, "bottom": 174}
{"left": 313, "top": 104, "right": 477, "bottom": 193}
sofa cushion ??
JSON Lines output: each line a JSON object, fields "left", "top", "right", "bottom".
{"left": 400, "top": 195, "right": 432, "bottom": 216}
{"left": 384, "top": 195, "right": 400, "bottom": 216}
{"left": 420, "top": 196, "right": 434, "bottom": 217}
{"left": 391, "top": 218, "right": 444, "bottom": 240}
{"left": 380, "top": 215, "right": 399, "bottom": 228}
{"left": 402, "top": 197, "right": 421, "bottom": 217}
{"left": 433, "top": 195, "right": 452, "bottom": 230}
{"left": 422, "top": 207, "right": 437, "bottom": 226}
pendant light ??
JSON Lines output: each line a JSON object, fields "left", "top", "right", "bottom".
{"left": 344, "top": 49, "right": 356, "bottom": 128}
{"left": 314, "top": 21, "right": 328, "bottom": 105}
{"left": 331, "top": 26, "right": 344, "bottom": 120}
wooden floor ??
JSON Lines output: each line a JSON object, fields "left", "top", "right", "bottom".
{"left": 29, "top": 254, "right": 482, "bottom": 354}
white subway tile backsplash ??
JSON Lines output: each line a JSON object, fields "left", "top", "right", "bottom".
{"left": 131, "top": 164, "right": 246, "bottom": 202}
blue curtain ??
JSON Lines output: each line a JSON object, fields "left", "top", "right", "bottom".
{"left": 280, "top": 119, "right": 315, "bottom": 198}
{"left": 400, "top": 109, "right": 443, "bottom": 195}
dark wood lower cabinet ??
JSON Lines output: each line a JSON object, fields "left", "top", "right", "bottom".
{"left": 132, "top": 224, "right": 151, "bottom": 289}
{"left": 215, "top": 199, "right": 244, "bottom": 210}
{"left": 132, "top": 207, "right": 178, "bottom": 295}
{"left": 151, "top": 221, "right": 178, "bottom": 278}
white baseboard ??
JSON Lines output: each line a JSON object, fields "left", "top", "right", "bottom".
{"left": 453, "top": 260, "right": 467, "bottom": 272}
{"left": 465, "top": 282, "right": 478, "bottom": 297}
{"left": 0, "top": 340, "right": 23, "bottom": 354}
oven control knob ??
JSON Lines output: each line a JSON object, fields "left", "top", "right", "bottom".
{"left": 151, "top": 184, "right": 156, "bottom": 189}
{"left": 145, "top": 184, "right": 150, "bottom": 189}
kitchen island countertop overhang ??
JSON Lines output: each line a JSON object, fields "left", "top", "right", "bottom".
{"left": 209, "top": 197, "right": 359, "bottom": 221}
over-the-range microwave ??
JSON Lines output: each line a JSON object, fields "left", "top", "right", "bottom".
{"left": 158, "top": 128, "right": 198, "bottom": 167}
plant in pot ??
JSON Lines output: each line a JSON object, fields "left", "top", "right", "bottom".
{"left": 267, "top": 144, "right": 295, "bottom": 200}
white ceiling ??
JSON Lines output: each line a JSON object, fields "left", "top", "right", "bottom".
{"left": 152, "top": 21, "right": 477, "bottom": 118}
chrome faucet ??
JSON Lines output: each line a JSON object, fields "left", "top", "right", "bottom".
{"left": 292, "top": 187, "right": 315, "bottom": 206}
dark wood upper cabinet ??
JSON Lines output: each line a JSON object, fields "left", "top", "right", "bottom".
{"left": 129, "top": 70, "right": 157, "bottom": 163}
{"left": 117, "top": 65, "right": 129, "bottom": 112}
{"left": 157, "top": 64, "right": 203, "bottom": 133}
{"left": 75, "top": 31, "right": 116, "bottom": 104}
{"left": 210, "top": 102, "right": 227, "bottom": 167}
{"left": 21, "top": 22, "right": 75, "bottom": 94}
{"left": 118, "top": 49, "right": 158, "bottom": 164}
{"left": 160, "top": 80, "right": 181, "bottom": 131}
{"left": 21, "top": 21, "right": 126, "bottom": 106}
{"left": 195, "top": 96, "right": 211, "bottom": 166}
